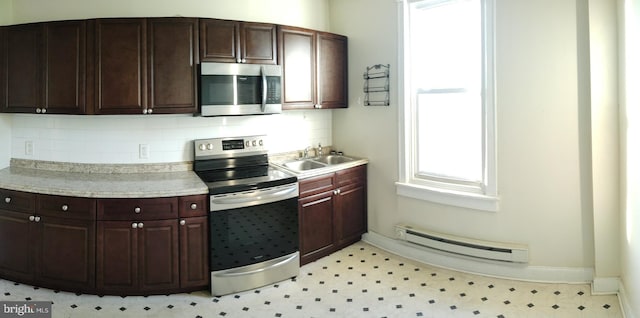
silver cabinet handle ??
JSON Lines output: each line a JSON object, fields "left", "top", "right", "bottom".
{"left": 4, "top": 197, "right": 10, "bottom": 204}
{"left": 61, "top": 204, "right": 69, "bottom": 211}
{"left": 134, "top": 207, "right": 141, "bottom": 214}
{"left": 29, "top": 215, "right": 35, "bottom": 222}
{"left": 180, "top": 220, "right": 186, "bottom": 226}
{"left": 132, "top": 223, "right": 138, "bottom": 229}
{"left": 190, "top": 203, "right": 198, "bottom": 210}
{"left": 138, "top": 222, "right": 144, "bottom": 228}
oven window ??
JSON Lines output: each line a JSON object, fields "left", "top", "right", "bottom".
{"left": 201, "top": 75, "right": 234, "bottom": 105}
{"left": 210, "top": 197, "right": 299, "bottom": 271}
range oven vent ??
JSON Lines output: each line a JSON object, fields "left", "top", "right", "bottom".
{"left": 394, "top": 224, "right": 529, "bottom": 263}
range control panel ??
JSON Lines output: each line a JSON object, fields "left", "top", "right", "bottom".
{"left": 194, "top": 135, "right": 267, "bottom": 159}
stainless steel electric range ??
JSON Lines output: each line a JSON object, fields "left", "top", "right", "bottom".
{"left": 193, "top": 135, "right": 299, "bottom": 296}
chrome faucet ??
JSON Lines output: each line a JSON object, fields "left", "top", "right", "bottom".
{"left": 317, "top": 143, "right": 323, "bottom": 156}
{"left": 303, "top": 146, "right": 312, "bottom": 158}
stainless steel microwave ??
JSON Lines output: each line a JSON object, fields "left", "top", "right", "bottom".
{"left": 200, "top": 62, "right": 282, "bottom": 116}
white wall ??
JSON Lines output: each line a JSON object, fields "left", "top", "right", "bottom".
{"left": 620, "top": 0, "right": 640, "bottom": 315}
{"left": 2, "top": 0, "right": 333, "bottom": 164}
{"left": 10, "top": 0, "right": 329, "bottom": 31}
{"left": 330, "top": 0, "right": 596, "bottom": 271}
{"left": 10, "top": 112, "right": 331, "bottom": 163}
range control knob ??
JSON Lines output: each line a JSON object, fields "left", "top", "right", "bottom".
{"left": 199, "top": 143, "right": 206, "bottom": 151}
{"left": 259, "top": 139, "right": 264, "bottom": 146}
{"left": 245, "top": 140, "right": 251, "bottom": 147}
{"left": 206, "top": 143, "right": 214, "bottom": 150}
{"left": 252, "top": 140, "right": 257, "bottom": 147}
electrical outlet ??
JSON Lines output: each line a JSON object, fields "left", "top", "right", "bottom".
{"left": 139, "top": 144, "right": 149, "bottom": 159}
{"left": 25, "top": 141, "right": 34, "bottom": 156}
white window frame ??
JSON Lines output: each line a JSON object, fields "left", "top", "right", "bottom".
{"left": 396, "top": 0, "right": 499, "bottom": 212}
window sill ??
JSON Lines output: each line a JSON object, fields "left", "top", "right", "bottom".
{"left": 396, "top": 182, "right": 499, "bottom": 212}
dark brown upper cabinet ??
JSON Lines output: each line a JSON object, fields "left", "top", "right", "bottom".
{"left": 278, "top": 26, "right": 316, "bottom": 109}
{"left": 200, "top": 19, "right": 277, "bottom": 64}
{"left": 0, "top": 21, "right": 87, "bottom": 114}
{"left": 93, "top": 19, "right": 147, "bottom": 114}
{"left": 316, "top": 32, "right": 348, "bottom": 109}
{"left": 94, "top": 18, "right": 198, "bottom": 115}
{"left": 147, "top": 18, "right": 199, "bottom": 114}
{"left": 279, "top": 26, "right": 348, "bottom": 110}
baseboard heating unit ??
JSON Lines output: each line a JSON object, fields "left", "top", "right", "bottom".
{"left": 394, "top": 224, "right": 529, "bottom": 263}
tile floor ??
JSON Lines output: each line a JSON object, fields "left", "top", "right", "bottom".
{"left": 1, "top": 241, "right": 623, "bottom": 318}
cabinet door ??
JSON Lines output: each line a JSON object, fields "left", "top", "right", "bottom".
{"left": 241, "top": 22, "right": 277, "bottom": 65}
{"left": 279, "top": 26, "right": 316, "bottom": 109}
{"left": 138, "top": 219, "right": 179, "bottom": 292}
{"left": 0, "top": 210, "right": 35, "bottom": 282}
{"left": 316, "top": 32, "right": 348, "bottom": 109}
{"left": 335, "top": 184, "right": 366, "bottom": 248}
{"left": 199, "top": 19, "right": 239, "bottom": 63}
{"left": 147, "top": 18, "right": 198, "bottom": 114}
{"left": 44, "top": 20, "right": 87, "bottom": 114}
{"left": 299, "top": 191, "right": 335, "bottom": 265}
{"left": 97, "top": 221, "right": 138, "bottom": 293}
{"left": 94, "top": 19, "right": 147, "bottom": 114}
{"left": 0, "top": 27, "right": 6, "bottom": 110}
{"left": 179, "top": 216, "right": 209, "bottom": 288}
{"left": 36, "top": 216, "right": 95, "bottom": 291}
{"left": 3, "top": 23, "right": 42, "bottom": 113}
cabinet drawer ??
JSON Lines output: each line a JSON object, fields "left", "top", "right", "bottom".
{"left": 335, "top": 165, "right": 366, "bottom": 188}
{"left": 37, "top": 195, "right": 96, "bottom": 220}
{"left": 299, "top": 174, "right": 334, "bottom": 198}
{"left": 97, "top": 197, "right": 178, "bottom": 221}
{"left": 178, "top": 195, "right": 208, "bottom": 217}
{"left": 0, "top": 189, "right": 36, "bottom": 213}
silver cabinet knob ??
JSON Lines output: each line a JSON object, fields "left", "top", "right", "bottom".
{"left": 134, "top": 207, "right": 141, "bottom": 214}
{"left": 190, "top": 203, "right": 197, "bottom": 210}
{"left": 138, "top": 222, "right": 144, "bottom": 228}
{"left": 36, "top": 108, "right": 42, "bottom": 113}
{"left": 41, "top": 108, "right": 47, "bottom": 114}
{"left": 142, "top": 109, "right": 148, "bottom": 114}
{"left": 34, "top": 216, "right": 41, "bottom": 222}
{"left": 61, "top": 204, "right": 69, "bottom": 211}
{"left": 132, "top": 222, "right": 138, "bottom": 229}
{"left": 147, "top": 109, "right": 153, "bottom": 114}
{"left": 180, "top": 220, "right": 186, "bottom": 226}
{"left": 4, "top": 197, "right": 10, "bottom": 204}
{"left": 29, "top": 215, "right": 35, "bottom": 222}
{"left": 314, "top": 104, "right": 322, "bottom": 109}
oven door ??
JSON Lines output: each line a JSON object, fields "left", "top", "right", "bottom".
{"left": 209, "top": 183, "right": 299, "bottom": 271}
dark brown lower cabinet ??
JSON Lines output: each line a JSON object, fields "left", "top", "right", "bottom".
{"left": 0, "top": 189, "right": 209, "bottom": 296}
{"left": 179, "top": 216, "right": 209, "bottom": 288}
{"left": 37, "top": 216, "right": 96, "bottom": 291}
{"left": 298, "top": 165, "right": 367, "bottom": 265}
{"left": 0, "top": 210, "right": 34, "bottom": 282}
{"left": 97, "top": 219, "right": 179, "bottom": 295}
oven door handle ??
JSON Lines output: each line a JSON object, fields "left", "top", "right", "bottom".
{"left": 210, "top": 185, "right": 298, "bottom": 210}
{"left": 213, "top": 252, "right": 299, "bottom": 278}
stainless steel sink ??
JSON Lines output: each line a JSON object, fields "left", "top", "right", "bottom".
{"left": 312, "top": 155, "right": 354, "bottom": 165}
{"left": 282, "top": 159, "right": 327, "bottom": 171}
{"left": 280, "top": 155, "right": 356, "bottom": 172}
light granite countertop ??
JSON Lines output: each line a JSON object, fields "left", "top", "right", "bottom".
{"left": 0, "top": 160, "right": 208, "bottom": 198}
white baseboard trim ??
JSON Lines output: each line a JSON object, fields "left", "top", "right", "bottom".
{"left": 591, "top": 276, "right": 620, "bottom": 295}
{"left": 619, "top": 282, "right": 635, "bottom": 318}
{"left": 362, "top": 231, "right": 594, "bottom": 284}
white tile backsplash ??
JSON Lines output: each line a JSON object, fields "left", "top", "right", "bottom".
{"left": 10, "top": 110, "right": 332, "bottom": 164}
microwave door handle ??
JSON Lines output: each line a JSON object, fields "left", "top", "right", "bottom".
{"left": 261, "top": 66, "right": 267, "bottom": 112}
